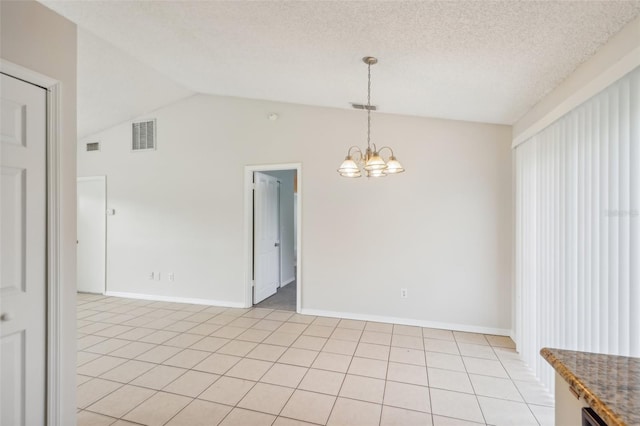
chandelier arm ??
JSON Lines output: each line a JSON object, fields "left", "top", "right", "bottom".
{"left": 347, "top": 146, "right": 364, "bottom": 162}
{"left": 377, "top": 146, "right": 395, "bottom": 159}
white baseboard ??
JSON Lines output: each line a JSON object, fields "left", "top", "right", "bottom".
{"left": 105, "top": 291, "right": 245, "bottom": 308}
{"left": 280, "top": 277, "right": 295, "bottom": 288}
{"left": 299, "top": 308, "right": 511, "bottom": 336}
{"left": 509, "top": 329, "right": 519, "bottom": 352}
{"left": 104, "top": 291, "right": 509, "bottom": 336}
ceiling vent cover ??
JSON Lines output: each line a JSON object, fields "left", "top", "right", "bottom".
{"left": 86, "top": 142, "right": 100, "bottom": 152}
{"left": 132, "top": 119, "right": 156, "bottom": 151}
{"left": 351, "top": 103, "right": 377, "bottom": 111}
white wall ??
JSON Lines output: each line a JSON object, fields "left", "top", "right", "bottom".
{"left": 79, "top": 93, "right": 513, "bottom": 334}
{"left": 264, "top": 170, "right": 296, "bottom": 286}
{"left": 1, "top": 1, "right": 77, "bottom": 424}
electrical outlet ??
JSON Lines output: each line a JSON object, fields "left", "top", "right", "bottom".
{"left": 400, "top": 288, "right": 408, "bottom": 298}
{"left": 168, "top": 273, "right": 175, "bottom": 282}
{"left": 148, "top": 272, "right": 154, "bottom": 280}
{"left": 155, "top": 272, "right": 161, "bottom": 281}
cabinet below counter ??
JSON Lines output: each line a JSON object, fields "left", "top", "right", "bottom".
{"left": 541, "top": 348, "right": 640, "bottom": 426}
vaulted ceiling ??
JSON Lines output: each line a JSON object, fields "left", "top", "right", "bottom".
{"left": 41, "top": 1, "right": 640, "bottom": 138}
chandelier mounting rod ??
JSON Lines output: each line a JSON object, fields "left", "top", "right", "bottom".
{"left": 364, "top": 57, "right": 377, "bottom": 151}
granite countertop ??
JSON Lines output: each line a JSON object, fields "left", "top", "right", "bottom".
{"left": 541, "top": 348, "right": 640, "bottom": 426}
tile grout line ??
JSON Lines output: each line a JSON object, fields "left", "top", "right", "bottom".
{"left": 261, "top": 312, "right": 317, "bottom": 424}
{"left": 323, "top": 319, "right": 366, "bottom": 425}
{"left": 456, "top": 333, "right": 489, "bottom": 425}
{"left": 490, "top": 343, "right": 546, "bottom": 425}
{"left": 422, "top": 327, "right": 436, "bottom": 426}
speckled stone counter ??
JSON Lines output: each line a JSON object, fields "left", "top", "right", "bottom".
{"left": 541, "top": 348, "right": 640, "bottom": 426}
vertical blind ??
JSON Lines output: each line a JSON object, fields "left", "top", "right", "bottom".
{"left": 514, "top": 66, "right": 640, "bottom": 392}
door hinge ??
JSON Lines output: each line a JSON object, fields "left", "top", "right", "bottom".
{"left": 252, "top": 183, "right": 256, "bottom": 190}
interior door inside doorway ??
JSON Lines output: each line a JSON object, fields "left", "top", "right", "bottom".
{"left": 77, "top": 176, "right": 106, "bottom": 294}
{"left": 253, "top": 171, "right": 280, "bottom": 304}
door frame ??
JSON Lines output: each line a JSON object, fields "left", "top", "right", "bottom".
{"left": 244, "top": 163, "right": 301, "bottom": 312}
{"left": 77, "top": 176, "right": 107, "bottom": 295}
{"left": 1, "top": 59, "right": 64, "bottom": 425}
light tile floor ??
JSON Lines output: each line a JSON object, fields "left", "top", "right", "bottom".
{"left": 76, "top": 293, "right": 554, "bottom": 426}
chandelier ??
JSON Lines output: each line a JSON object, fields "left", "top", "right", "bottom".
{"left": 338, "top": 56, "right": 405, "bottom": 178}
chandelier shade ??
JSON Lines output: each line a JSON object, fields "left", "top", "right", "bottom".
{"left": 337, "top": 56, "right": 405, "bottom": 178}
{"left": 384, "top": 156, "right": 405, "bottom": 174}
{"left": 338, "top": 156, "right": 362, "bottom": 177}
{"left": 363, "top": 151, "right": 386, "bottom": 171}
{"left": 366, "top": 169, "right": 387, "bottom": 178}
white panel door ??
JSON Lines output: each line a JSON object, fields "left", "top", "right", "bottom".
{"left": 0, "top": 74, "right": 47, "bottom": 425}
{"left": 254, "top": 172, "right": 280, "bottom": 304}
{"left": 77, "top": 176, "right": 106, "bottom": 294}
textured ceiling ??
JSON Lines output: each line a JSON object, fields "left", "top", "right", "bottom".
{"left": 76, "top": 29, "right": 193, "bottom": 138}
{"left": 42, "top": 1, "right": 640, "bottom": 137}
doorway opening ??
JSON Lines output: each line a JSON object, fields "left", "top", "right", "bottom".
{"left": 244, "top": 164, "right": 301, "bottom": 312}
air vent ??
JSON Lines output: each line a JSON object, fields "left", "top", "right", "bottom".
{"left": 132, "top": 119, "right": 156, "bottom": 151}
{"left": 86, "top": 142, "right": 100, "bottom": 152}
{"left": 351, "top": 103, "right": 377, "bottom": 111}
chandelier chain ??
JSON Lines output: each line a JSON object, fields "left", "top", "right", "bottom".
{"left": 367, "top": 61, "right": 372, "bottom": 150}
